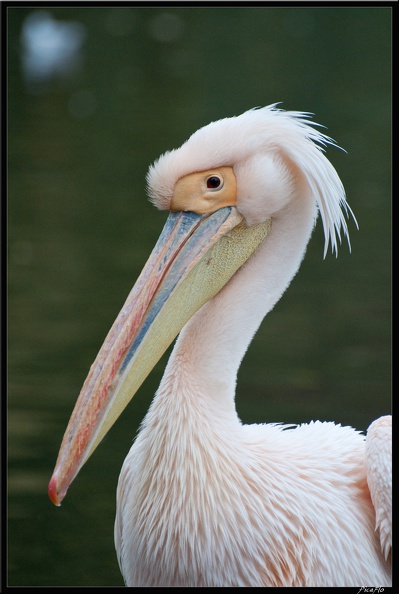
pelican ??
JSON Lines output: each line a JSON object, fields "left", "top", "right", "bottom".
{"left": 48, "top": 105, "right": 391, "bottom": 586}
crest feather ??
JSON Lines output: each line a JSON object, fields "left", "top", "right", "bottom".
{"left": 146, "top": 105, "right": 357, "bottom": 256}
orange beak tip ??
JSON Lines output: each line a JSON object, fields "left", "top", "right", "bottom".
{"left": 48, "top": 474, "right": 62, "bottom": 507}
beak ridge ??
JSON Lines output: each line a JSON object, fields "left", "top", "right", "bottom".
{"left": 49, "top": 207, "right": 271, "bottom": 505}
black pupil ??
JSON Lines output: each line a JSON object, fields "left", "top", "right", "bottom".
{"left": 207, "top": 176, "right": 221, "bottom": 189}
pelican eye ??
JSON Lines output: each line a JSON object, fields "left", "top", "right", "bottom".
{"left": 206, "top": 175, "right": 223, "bottom": 190}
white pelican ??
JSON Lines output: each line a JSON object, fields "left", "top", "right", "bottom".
{"left": 48, "top": 105, "right": 391, "bottom": 587}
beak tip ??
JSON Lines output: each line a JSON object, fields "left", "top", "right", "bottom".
{"left": 48, "top": 474, "right": 63, "bottom": 507}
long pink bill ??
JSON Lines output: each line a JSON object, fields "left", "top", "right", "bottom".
{"left": 48, "top": 207, "right": 242, "bottom": 506}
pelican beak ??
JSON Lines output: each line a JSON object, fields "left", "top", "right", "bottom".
{"left": 48, "top": 206, "right": 271, "bottom": 505}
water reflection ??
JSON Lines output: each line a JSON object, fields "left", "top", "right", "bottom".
{"left": 68, "top": 88, "right": 97, "bottom": 118}
{"left": 21, "top": 10, "right": 86, "bottom": 90}
{"left": 9, "top": 239, "right": 33, "bottom": 267}
{"left": 104, "top": 8, "right": 136, "bottom": 37}
{"left": 148, "top": 12, "right": 185, "bottom": 43}
{"left": 283, "top": 10, "right": 315, "bottom": 37}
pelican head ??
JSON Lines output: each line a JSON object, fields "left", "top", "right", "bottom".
{"left": 48, "top": 105, "right": 354, "bottom": 506}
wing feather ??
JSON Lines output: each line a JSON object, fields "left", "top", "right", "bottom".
{"left": 365, "top": 415, "right": 392, "bottom": 559}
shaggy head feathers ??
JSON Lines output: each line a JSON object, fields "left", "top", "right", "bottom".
{"left": 146, "top": 105, "right": 356, "bottom": 256}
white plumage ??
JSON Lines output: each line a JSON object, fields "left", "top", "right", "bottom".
{"left": 49, "top": 105, "right": 391, "bottom": 587}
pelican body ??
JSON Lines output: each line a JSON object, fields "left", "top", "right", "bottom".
{"left": 49, "top": 106, "right": 391, "bottom": 586}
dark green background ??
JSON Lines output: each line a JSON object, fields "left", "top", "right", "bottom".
{"left": 8, "top": 5, "right": 391, "bottom": 586}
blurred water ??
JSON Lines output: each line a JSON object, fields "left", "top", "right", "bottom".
{"left": 7, "top": 6, "right": 391, "bottom": 587}
{"left": 20, "top": 10, "right": 86, "bottom": 89}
